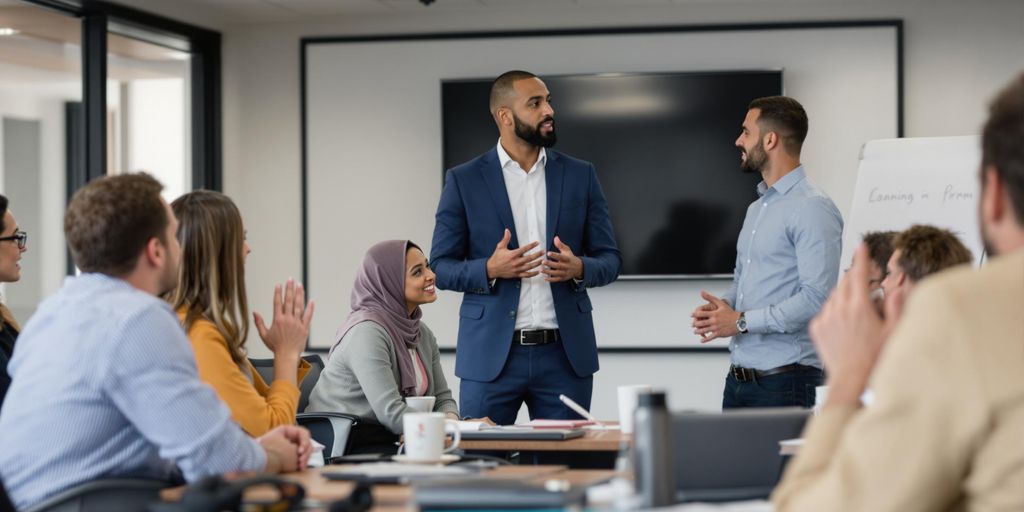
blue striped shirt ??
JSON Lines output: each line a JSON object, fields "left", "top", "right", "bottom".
{"left": 0, "top": 273, "right": 265, "bottom": 509}
{"left": 723, "top": 167, "right": 843, "bottom": 370}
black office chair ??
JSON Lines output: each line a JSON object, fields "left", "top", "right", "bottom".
{"left": 296, "top": 411, "right": 362, "bottom": 460}
{"left": 297, "top": 354, "right": 324, "bottom": 412}
{"left": 248, "top": 354, "right": 324, "bottom": 413}
{"left": 1, "top": 477, "right": 16, "bottom": 512}
{"left": 20, "top": 479, "right": 169, "bottom": 512}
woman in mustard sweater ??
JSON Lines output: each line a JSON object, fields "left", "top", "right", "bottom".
{"left": 168, "top": 191, "right": 314, "bottom": 436}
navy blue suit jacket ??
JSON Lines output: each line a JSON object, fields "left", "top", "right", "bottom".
{"left": 430, "top": 148, "right": 621, "bottom": 382}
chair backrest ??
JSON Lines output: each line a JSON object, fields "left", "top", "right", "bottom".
{"left": 247, "top": 357, "right": 275, "bottom": 387}
{"left": 21, "top": 479, "right": 169, "bottom": 512}
{"left": 1, "top": 477, "right": 16, "bottom": 512}
{"left": 671, "top": 407, "right": 810, "bottom": 502}
{"left": 296, "top": 412, "right": 359, "bottom": 459}
{"left": 247, "top": 354, "right": 325, "bottom": 414}
{"left": 297, "top": 354, "right": 324, "bottom": 413}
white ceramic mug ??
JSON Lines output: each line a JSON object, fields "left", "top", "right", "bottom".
{"left": 402, "top": 412, "right": 461, "bottom": 461}
{"left": 617, "top": 384, "right": 653, "bottom": 434}
{"left": 405, "top": 396, "right": 436, "bottom": 413}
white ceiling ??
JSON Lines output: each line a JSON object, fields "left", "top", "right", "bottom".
{"left": 123, "top": 0, "right": 869, "bottom": 26}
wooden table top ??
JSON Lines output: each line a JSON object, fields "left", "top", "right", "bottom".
{"left": 163, "top": 464, "right": 616, "bottom": 511}
{"left": 460, "top": 427, "right": 627, "bottom": 452}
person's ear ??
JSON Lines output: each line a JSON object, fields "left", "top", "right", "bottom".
{"left": 982, "top": 166, "right": 1005, "bottom": 224}
{"left": 762, "top": 131, "right": 777, "bottom": 152}
{"left": 144, "top": 237, "right": 164, "bottom": 268}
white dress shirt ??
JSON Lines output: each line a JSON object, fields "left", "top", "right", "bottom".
{"left": 496, "top": 140, "right": 558, "bottom": 331}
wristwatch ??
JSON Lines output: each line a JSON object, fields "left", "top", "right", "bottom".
{"left": 736, "top": 312, "right": 748, "bottom": 334}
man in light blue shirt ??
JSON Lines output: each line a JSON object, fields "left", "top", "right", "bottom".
{"left": 691, "top": 96, "right": 842, "bottom": 409}
{"left": 0, "top": 173, "right": 310, "bottom": 510}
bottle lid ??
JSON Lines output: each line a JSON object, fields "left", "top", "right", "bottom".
{"left": 637, "top": 391, "right": 666, "bottom": 407}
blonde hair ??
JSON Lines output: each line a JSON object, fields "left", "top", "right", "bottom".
{"left": 167, "top": 191, "right": 249, "bottom": 365}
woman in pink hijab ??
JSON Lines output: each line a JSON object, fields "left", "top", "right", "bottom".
{"left": 305, "top": 240, "right": 458, "bottom": 452}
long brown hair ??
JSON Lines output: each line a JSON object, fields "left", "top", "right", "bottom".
{"left": 167, "top": 191, "right": 249, "bottom": 365}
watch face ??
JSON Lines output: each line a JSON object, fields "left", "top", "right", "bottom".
{"left": 737, "top": 317, "right": 747, "bottom": 332}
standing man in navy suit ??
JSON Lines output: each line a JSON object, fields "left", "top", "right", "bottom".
{"left": 431, "top": 70, "right": 621, "bottom": 425}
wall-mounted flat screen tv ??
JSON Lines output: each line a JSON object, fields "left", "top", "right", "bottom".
{"left": 441, "top": 70, "right": 783, "bottom": 278}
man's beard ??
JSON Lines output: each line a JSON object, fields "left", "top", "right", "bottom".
{"left": 740, "top": 140, "right": 768, "bottom": 174}
{"left": 513, "top": 113, "right": 557, "bottom": 148}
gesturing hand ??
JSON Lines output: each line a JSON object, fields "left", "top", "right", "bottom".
{"left": 690, "top": 291, "right": 740, "bottom": 342}
{"left": 542, "top": 236, "right": 584, "bottom": 283}
{"left": 486, "top": 229, "right": 544, "bottom": 280}
{"left": 254, "top": 279, "right": 314, "bottom": 359}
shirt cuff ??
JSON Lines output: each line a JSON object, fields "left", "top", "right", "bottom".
{"left": 743, "top": 307, "right": 770, "bottom": 334}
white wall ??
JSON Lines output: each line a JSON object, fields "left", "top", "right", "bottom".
{"left": 209, "top": 0, "right": 1024, "bottom": 419}
{"left": 0, "top": 81, "right": 76, "bottom": 322}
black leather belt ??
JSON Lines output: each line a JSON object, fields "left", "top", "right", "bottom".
{"left": 730, "top": 363, "right": 805, "bottom": 383}
{"left": 513, "top": 329, "right": 560, "bottom": 346}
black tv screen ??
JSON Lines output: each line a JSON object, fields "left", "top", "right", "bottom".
{"left": 441, "top": 70, "right": 782, "bottom": 278}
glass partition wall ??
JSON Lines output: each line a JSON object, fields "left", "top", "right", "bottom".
{"left": 0, "top": 0, "right": 81, "bottom": 320}
{"left": 0, "top": 0, "right": 219, "bottom": 319}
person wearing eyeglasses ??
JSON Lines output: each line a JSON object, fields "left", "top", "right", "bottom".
{"left": 860, "top": 231, "right": 896, "bottom": 292}
{"left": 0, "top": 194, "right": 27, "bottom": 410}
{"left": 877, "top": 225, "right": 972, "bottom": 318}
{"left": 167, "top": 190, "right": 314, "bottom": 437}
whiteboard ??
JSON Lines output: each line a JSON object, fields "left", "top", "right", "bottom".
{"left": 303, "top": 23, "right": 900, "bottom": 350}
{"left": 840, "top": 136, "right": 984, "bottom": 271}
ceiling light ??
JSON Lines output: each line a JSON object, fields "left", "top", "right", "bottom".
{"left": 0, "top": 28, "right": 19, "bottom": 36}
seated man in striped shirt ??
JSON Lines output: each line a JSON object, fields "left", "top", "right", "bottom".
{"left": 0, "top": 173, "right": 312, "bottom": 510}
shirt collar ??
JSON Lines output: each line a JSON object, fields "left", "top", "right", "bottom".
{"left": 496, "top": 139, "right": 547, "bottom": 173}
{"left": 757, "top": 165, "right": 806, "bottom": 197}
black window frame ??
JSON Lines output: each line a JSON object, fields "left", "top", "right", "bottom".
{"left": 19, "top": 0, "right": 221, "bottom": 274}
{"left": 24, "top": 1, "right": 221, "bottom": 191}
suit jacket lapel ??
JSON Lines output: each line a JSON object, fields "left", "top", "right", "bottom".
{"left": 545, "top": 151, "right": 564, "bottom": 250}
{"left": 480, "top": 149, "right": 519, "bottom": 247}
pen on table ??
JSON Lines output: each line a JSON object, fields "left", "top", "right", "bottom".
{"left": 558, "top": 394, "right": 605, "bottom": 427}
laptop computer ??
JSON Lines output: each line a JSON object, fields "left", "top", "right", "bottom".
{"left": 461, "top": 427, "right": 585, "bottom": 441}
{"left": 672, "top": 407, "right": 810, "bottom": 502}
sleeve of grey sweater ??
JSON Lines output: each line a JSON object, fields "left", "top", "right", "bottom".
{"left": 341, "top": 322, "right": 411, "bottom": 433}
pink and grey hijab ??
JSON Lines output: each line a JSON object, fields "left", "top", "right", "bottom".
{"left": 330, "top": 240, "right": 422, "bottom": 397}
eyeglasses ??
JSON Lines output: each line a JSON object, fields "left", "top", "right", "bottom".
{"left": 0, "top": 230, "right": 27, "bottom": 249}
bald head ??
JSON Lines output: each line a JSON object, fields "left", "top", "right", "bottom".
{"left": 489, "top": 70, "right": 538, "bottom": 115}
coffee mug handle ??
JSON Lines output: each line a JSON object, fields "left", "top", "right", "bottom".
{"left": 443, "top": 419, "right": 461, "bottom": 453}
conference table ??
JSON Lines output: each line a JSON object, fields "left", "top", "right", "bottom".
{"left": 163, "top": 464, "right": 615, "bottom": 511}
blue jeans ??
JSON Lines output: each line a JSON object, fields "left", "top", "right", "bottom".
{"left": 722, "top": 365, "right": 823, "bottom": 409}
{"left": 459, "top": 341, "right": 593, "bottom": 426}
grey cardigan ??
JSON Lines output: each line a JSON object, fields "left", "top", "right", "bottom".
{"left": 305, "top": 321, "right": 458, "bottom": 434}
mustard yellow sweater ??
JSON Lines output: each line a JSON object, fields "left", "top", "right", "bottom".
{"left": 178, "top": 309, "right": 310, "bottom": 437}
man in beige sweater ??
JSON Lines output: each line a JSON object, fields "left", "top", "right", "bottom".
{"left": 772, "top": 76, "right": 1024, "bottom": 510}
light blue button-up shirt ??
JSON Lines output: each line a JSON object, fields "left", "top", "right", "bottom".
{"left": 0, "top": 273, "right": 265, "bottom": 510}
{"left": 723, "top": 166, "right": 843, "bottom": 370}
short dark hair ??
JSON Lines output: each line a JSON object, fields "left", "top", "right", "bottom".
{"left": 862, "top": 231, "right": 897, "bottom": 274}
{"left": 893, "top": 225, "right": 972, "bottom": 282}
{"left": 981, "top": 73, "right": 1024, "bottom": 225}
{"left": 0, "top": 194, "right": 7, "bottom": 234}
{"left": 490, "top": 70, "right": 538, "bottom": 115}
{"left": 64, "top": 173, "right": 168, "bottom": 276}
{"left": 748, "top": 96, "right": 809, "bottom": 156}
